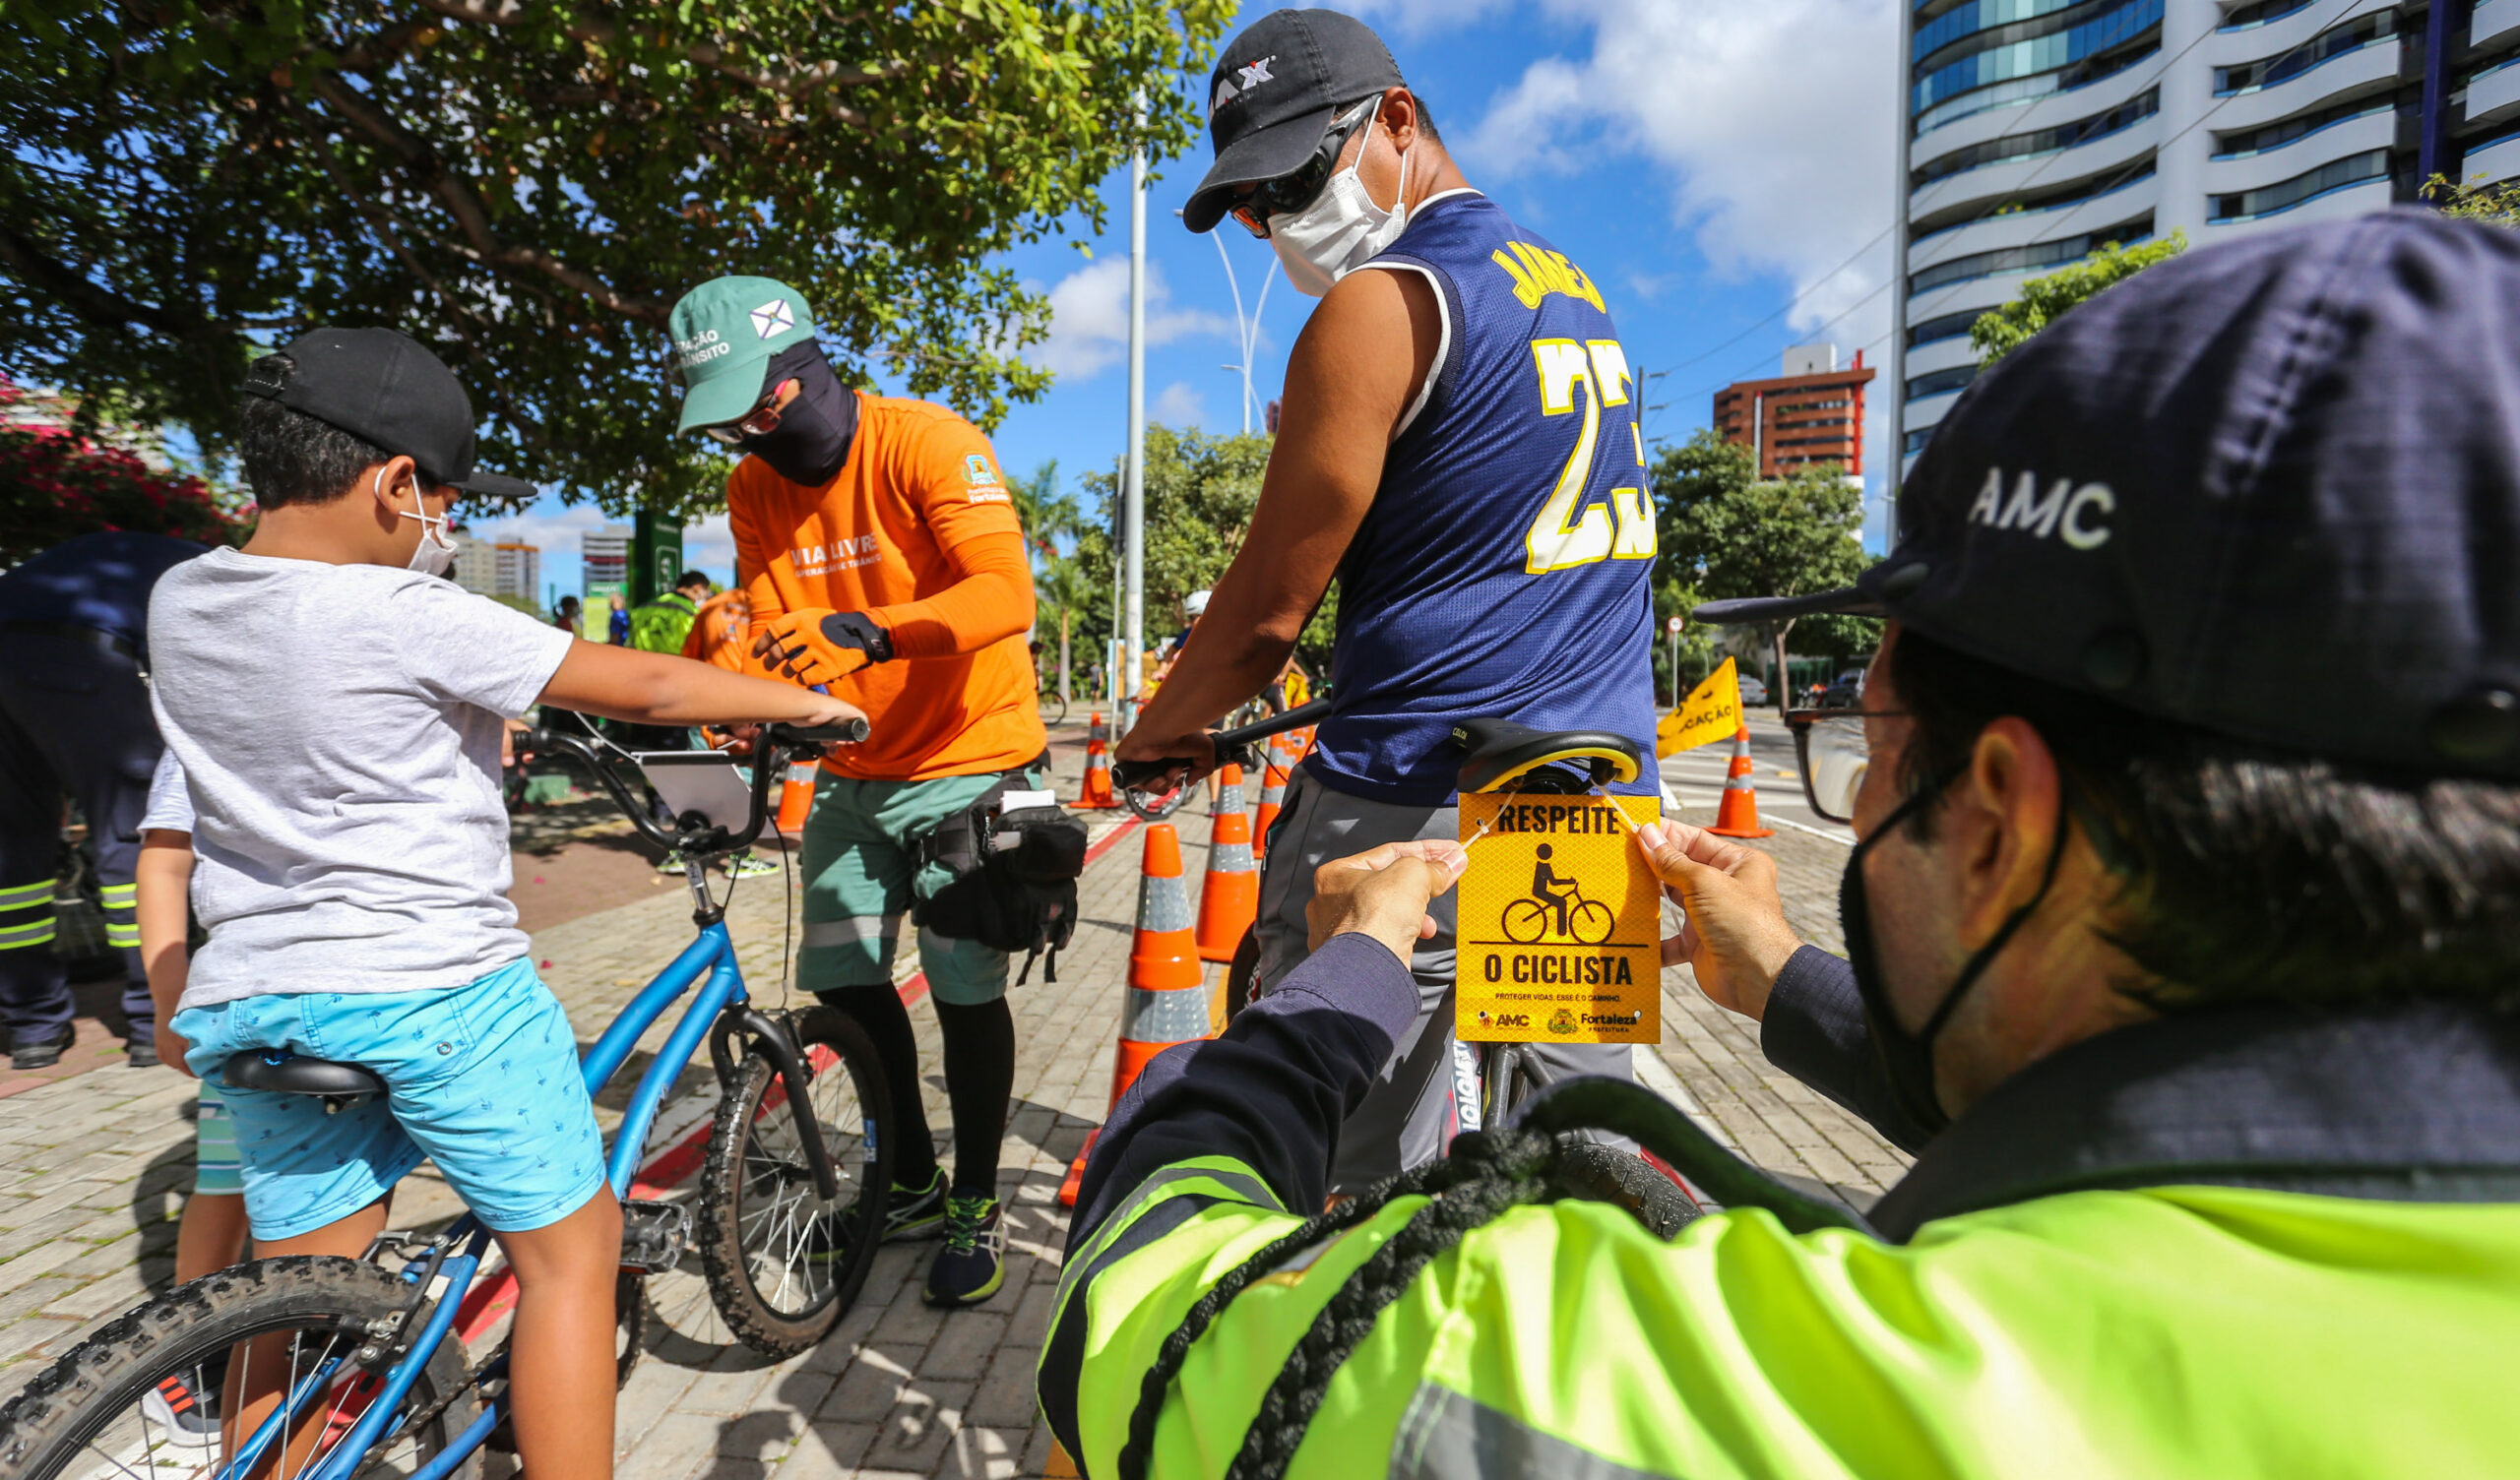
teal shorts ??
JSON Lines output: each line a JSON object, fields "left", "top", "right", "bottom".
{"left": 194, "top": 1079, "right": 242, "bottom": 1197}
{"left": 798, "top": 769, "right": 1045, "bottom": 1007}
{"left": 171, "top": 958, "right": 604, "bottom": 1242}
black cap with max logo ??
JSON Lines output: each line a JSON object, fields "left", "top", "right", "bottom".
{"left": 244, "top": 327, "right": 536, "bottom": 501}
{"left": 1182, "top": 8, "right": 1405, "bottom": 233}
{"left": 1696, "top": 210, "right": 2520, "bottom": 777}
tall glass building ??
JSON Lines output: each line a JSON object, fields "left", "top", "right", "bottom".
{"left": 1894, "top": 0, "right": 2520, "bottom": 477}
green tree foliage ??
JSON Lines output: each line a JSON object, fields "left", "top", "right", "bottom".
{"left": 1651, "top": 430, "right": 1874, "bottom": 710}
{"left": 1968, "top": 231, "right": 2188, "bottom": 365}
{"left": 1071, "top": 425, "right": 1338, "bottom": 682}
{"left": 1034, "top": 552, "right": 1094, "bottom": 700}
{"left": 0, "top": 0, "right": 1229, "bottom": 517}
{"left": 2423, "top": 173, "right": 2520, "bottom": 227}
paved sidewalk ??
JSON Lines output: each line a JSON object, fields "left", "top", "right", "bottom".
{"left": 0, "top": 739, "right": 1904, "bottom": 1477}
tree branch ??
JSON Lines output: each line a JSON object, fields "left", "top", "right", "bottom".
{"left": 0, "top": 222, "right": 228, "bottom": 340}
{"left": 307, "top": 75, "right": 667, "bottom": 325}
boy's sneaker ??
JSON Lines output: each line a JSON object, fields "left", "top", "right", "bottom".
{"left": 722, "top": 853, "right": 780, "bottom": 879}
{"left": 923, "top": 1197, "right": 1006, "bottom": 1308}
{"left": 656, "top": 851, "right": 691, "bottom": 876}
{"left": 142, "top": 1371, "right": 220, "bottom": 1449}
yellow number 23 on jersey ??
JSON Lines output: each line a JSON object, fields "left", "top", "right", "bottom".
{"left": 1525, "top": 338, "right": 1656, "bottom": 575}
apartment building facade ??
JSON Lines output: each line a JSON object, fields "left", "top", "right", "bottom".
{"left": 1712, "top": 343, "right": 1876, "bottom": 479}
{"left": 1895, "top": 0, "right": 2520, "bottom": 479}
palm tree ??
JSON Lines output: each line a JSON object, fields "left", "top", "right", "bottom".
{"left": 1010, "top": 460, "right": 1085, "bottom": 566}
{"left": 1036, "top": 554, "right": 1094, "bottom": 708}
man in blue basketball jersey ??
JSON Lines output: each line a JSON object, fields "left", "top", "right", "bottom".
{"left": 1119, "top": 8, "right": 1658, "bottom": 1193}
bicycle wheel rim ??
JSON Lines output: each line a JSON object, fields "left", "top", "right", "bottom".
{"left": 728, "top": 1044, "right": 878, "bottom": 1323}
{"left": 19, "top": 1300, "right": 462, "bottom": 1480}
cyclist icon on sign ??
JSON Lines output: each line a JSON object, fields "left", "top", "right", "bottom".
{"left": 1503, "top": 844, "right": 1615, "bottom": 945}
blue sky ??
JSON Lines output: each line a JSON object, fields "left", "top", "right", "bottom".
{"left": 484, "top": 0, "right": 1904, "bottom": 601}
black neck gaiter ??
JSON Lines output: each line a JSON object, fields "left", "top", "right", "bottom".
{"left": 742, "top": 339, "right": 858, "bottom": 486}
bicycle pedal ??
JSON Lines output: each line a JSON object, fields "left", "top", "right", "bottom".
{"left": 619, "top": 1198, "right": 691, "bottom": 1273}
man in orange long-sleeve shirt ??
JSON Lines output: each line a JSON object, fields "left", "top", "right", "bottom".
{"left": 669, "top": 277, "right": 1044, "bottom": 1308}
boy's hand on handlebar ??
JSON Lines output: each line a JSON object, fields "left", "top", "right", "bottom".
{"left": 1633, "top": 820, "right": 1802, "bottom": 1021}
{"left": 787, "top": 692, "right": 869, "bottom": 736}
{"left": 1306, "top": 839, "right": 1471, "bottom": 961}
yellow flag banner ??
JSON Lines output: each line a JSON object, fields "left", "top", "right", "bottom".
{"left": 1656, "top": 656, "right": 1742, "bottom": 758}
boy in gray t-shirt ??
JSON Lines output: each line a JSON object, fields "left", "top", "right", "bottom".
{"left": 149, "top": 328, "right": 860, "bottom": 1480}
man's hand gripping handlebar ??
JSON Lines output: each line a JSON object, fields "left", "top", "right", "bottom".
{"left": 518, "top": 718, "right": 869, "bottom": 856}
{"left": 1110, "top": 698, "right": 1331, "bottom": 820}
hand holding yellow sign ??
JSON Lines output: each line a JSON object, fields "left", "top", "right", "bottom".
{"left": 1656, "top": 656, "right": 1742, "bottom": 758}
{"left": 1456, "top": 791, "right": 1662, "bottom": 1044}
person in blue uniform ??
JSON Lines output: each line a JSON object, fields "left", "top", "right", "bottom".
{"left": 0, "top": 530, "right": 206, "bottom": 1068}
{"left": 1117, "top": 7, "right": 1657, "bottom": 1193}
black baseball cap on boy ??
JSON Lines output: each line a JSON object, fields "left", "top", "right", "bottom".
{"left": 1696, "top": 210, "right": 2520, "bottom": 778}
{"left": 244, "top": 328, "right": 536, "bottom": 501}
{"left": 1182, "top": 8, "right": 1405, "bottom": 233}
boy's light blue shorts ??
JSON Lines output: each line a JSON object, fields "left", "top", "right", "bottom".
{"left": 172, "top": 958, "right": 604, "bottom": 1243}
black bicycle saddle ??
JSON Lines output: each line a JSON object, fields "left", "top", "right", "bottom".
{"left": 1451, "top": 719, "right": 1645, "bottom": 795}
{"left": 223, "top": 1050, "right": 389, "bottom": 1099}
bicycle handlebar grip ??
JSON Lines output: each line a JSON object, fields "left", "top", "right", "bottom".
{"left": 766, "top": 717, "right": 871, "bottom": 746}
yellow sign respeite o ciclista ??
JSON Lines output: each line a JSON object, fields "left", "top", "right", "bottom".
{"left": 1656, "top": 656, "right": 1742, "bottom": 759}
{"left": 1456, "top": 791, "right": 1662, "bottom": 1045}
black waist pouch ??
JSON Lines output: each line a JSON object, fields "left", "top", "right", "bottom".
{"left": 914, "top": 768, "right": 1090, "bottom": 984}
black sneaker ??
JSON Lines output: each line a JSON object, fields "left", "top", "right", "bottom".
{"left": 922, "top": 1197, "right": 1006, "bottom": 1308}
{"left": 9, "top": 1026, "right": 71, "bottom": 1072}
{"left": 125, "top": 1037, "right": 158, "bottom": 1070}
{"left": 813, "top": 1167, "right": 947, "bottom": 1263}
{"left": 142, "top": 1370, "right": 220, "bottom": 1449}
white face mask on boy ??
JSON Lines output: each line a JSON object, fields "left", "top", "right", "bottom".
{"left": 380, "top": 466, "right": 459, "bottom": 578}
{"left": 1269, "top": 104, "right": 1413, "bottom": 298}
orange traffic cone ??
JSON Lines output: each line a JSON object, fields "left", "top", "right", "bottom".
{"left": 1196, "top": 765, "right": 1258, "bottom": 961}
{"left": 774, "top": 756, "right": 819, "bottom": 833}
{"left": 1073, "top": 712, "right": 1116, "bottom": 809}
{"left": 1059, "top": 822, "right": 1211, "bottom": 1206}
{"left": 1252, "top": 736, "right": 1290, "bottom": 861}
{"left": 1707, "top": 725, "right": 1774, "bottom": 838}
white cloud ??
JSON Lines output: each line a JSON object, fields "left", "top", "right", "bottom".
{"left": 1028, "top": 258, "right": 1234, "bottom": 381}
{"left": 1462, "top": 0, "right": 1902, "bottom": 497}
{"left": 1152, "top": 381, "right": 1208, "bottom": 430}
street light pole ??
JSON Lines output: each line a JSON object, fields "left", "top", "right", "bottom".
{"left": 1121, "top": 95, "right": 1148, "bottom": 735}
{"left": 1205, "top": 225, "right": 1277, "bottom": 434}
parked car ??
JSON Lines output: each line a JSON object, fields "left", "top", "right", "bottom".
{"left": 1737, "top": 672, "right": 1769, "bottom": 707}
{"left": 1817, "top": 667, "right": 1866, "bottom": 709}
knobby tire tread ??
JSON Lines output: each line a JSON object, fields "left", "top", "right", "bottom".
{"left": 0, "top": 1256, "right": 479, "bottom": 1480}
{"left": 694, "top": 1007, "right": 894, "bottom": 1359}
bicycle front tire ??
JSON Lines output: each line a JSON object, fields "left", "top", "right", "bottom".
{"left": 0, "top": 1256, "right": 481, "bottom": 1480}
{"left": 695, "top": 1007, "right": 896, "bottom": 1358}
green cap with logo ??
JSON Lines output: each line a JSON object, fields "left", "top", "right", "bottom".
{"left": 667, "top": 276, "right": 818, "bottom": 434}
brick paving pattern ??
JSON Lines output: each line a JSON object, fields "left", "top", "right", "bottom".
{"left": 0, "top": 721, "right": 1907, "bottom": 1477}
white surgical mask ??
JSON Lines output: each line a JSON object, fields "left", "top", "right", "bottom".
{"left": 1269, "top": 106, "right": 1412, "bottom": 298}
{"left": 381, "top": 467, "right": 458, "bottom": 578}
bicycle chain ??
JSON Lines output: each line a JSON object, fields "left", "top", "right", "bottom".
{"left": 351, "top": 1337, "right": 508, "bottom": 1479}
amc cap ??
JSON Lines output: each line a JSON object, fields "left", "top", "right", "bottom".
{"left": 1695, "top": 209, "right": 2520, "bottom": 778}
{"left": 668, "top": 277, "right": 817, "bottom": 433}
{"left": 243, "top": 329, "right": 535, "bottom": 500}
{"left": 1182, "top": 8, "right": 1404, "bottom": 233}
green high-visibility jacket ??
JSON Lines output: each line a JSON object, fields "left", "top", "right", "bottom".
{"left": 628, "top": 591, "right": 699, "bottom": 655}
{"left": 1040, "top": 935, "right": 2520, "bottom": 1479}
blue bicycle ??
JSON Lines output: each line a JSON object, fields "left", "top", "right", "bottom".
{"left": 0, "top": 721, "right": 896, "bottom": 1480}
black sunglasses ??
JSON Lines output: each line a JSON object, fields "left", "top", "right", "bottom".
{"left": 1228, "top": 98, "right": 1380, "bottom": 239}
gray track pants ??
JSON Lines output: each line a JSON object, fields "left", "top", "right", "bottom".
{"left": 1251, "top": 769, "right": 1632, "bottom": 1196}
